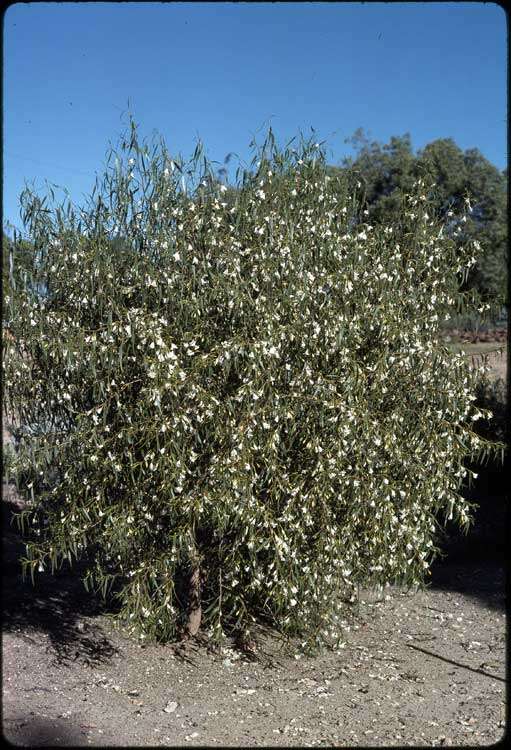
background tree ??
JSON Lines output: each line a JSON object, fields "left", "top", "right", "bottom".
{"left": 337, "top": 130, "right": 508, "bottom": 313}
{"left": 338, "top": 129, "right": 417, "bottom": 225}
{"left": 3, "top": 231, "right": 38, "bottom": 300}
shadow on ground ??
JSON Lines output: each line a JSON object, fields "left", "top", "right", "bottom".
{"left": 429, "top": 454, "right": 508, "bottom": 611}
{"left": 2, "top": 485, "right": 120, "bottom": 667}
{"left": 3, "top": 714, "right": 88, "bottom": 747}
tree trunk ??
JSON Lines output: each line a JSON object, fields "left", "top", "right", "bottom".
{"left": 185, "top": 563, "right": 201, "bottom": 637}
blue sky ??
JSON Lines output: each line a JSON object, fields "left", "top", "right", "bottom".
{"left": 3, "top": 1, "right": 507, "bottom": 235}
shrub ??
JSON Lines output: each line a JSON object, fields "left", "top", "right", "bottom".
{"left": 3, "top": 120, "right": 503, "bottom": 651}
{"left": 473, "top": 376, "right": 508, "bottom": 445}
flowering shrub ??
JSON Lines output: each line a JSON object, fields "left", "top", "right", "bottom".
{"left": 3, "top": 122, "right": 503, "bottom": 650}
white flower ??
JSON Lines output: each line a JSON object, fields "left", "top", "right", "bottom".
{"left": 173, "top": 251, "right": 181, "bottom": 262}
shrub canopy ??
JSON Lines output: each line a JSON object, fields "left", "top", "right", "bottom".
{"left": 3, "top": 121, "right": 502, "bottom": 650}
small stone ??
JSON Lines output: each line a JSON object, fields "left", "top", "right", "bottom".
{"left": 127, "top": 690, "right": 140, "bottom": 697}
{"left": 163, "top": 701, "right": 178, "bottom": 713}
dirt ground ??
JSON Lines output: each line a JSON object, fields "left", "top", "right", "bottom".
{"left": 2, "top": 351, "right": 507, "bottom": 748}
{"left": 465, "top": 345, "right": 507, "bottom": 382}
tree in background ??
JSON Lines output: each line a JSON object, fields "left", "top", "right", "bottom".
{"left": 338, "top": 130, "right": 508, "bottom": 313}
{"left": 3, "top": 230, "right": 41, "bottom": 313}
{"left": 337, "top": 130, "right": 417, "bottom": 225}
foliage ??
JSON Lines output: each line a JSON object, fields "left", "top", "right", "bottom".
{"left": 3, "top": 121, "right": 503, "bottom": 651}
{"left": 473, "top": 375, "right": 508, "bottom": 445}
{"left": 2, "top": 442, "right": 16, "bottom": 482}
{"left": 2, "top": 230, "right": 38, "bottom": 298}
{"left": 339, "top": 130, "right": 508, "bottom": 308}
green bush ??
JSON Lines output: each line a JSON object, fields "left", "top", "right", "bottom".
{"left": 473, "top": 376, "right": 508, "bottom": 445}
{"left": 3, "top": 121, "right": 503, "bottom": 651}
{"left": 2, "top": 441, "right": 16, "bottom": 481}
